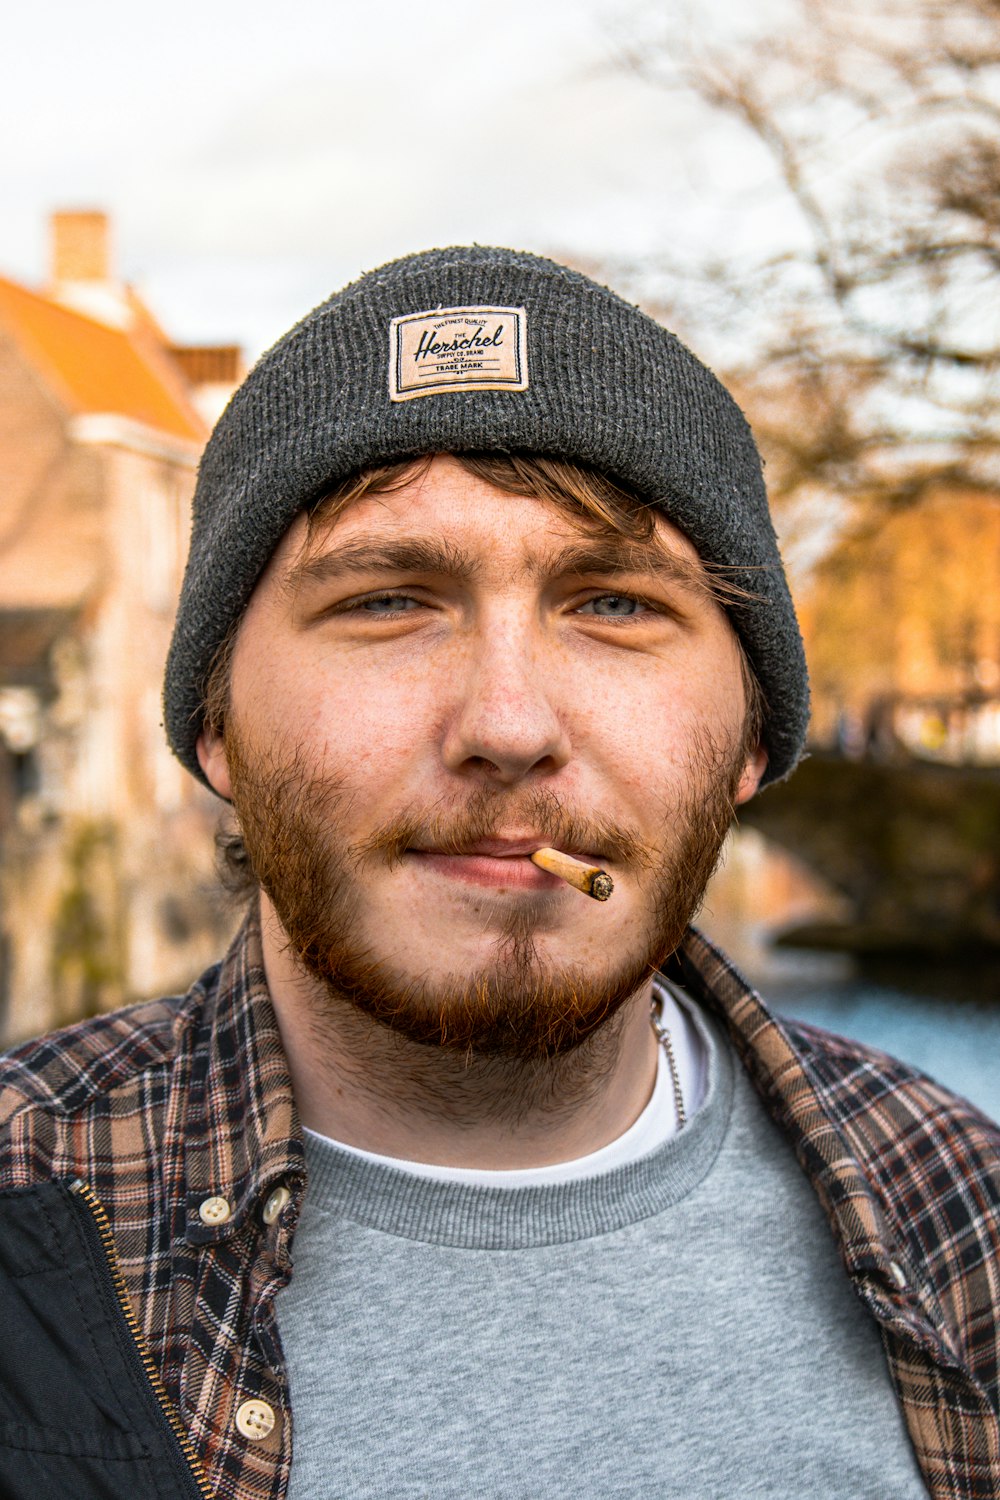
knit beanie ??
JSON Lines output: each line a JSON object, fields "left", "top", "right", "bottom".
{"left": 164, "top": 246, "right": 808, "bottom": 787}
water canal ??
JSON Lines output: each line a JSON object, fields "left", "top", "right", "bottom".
{"left": 701, "top": 825, "right": 1000, "bottom": 1125}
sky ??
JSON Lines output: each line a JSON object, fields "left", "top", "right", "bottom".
{"left": 3, "top": 0, "right": 793, "bottom": 357}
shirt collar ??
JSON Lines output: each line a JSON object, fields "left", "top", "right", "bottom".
{"left": 178, "top": 908, "right": 305, "bottom": 1244}
{"left": 672, "top": 927, "right": 923, "bottom": 1295}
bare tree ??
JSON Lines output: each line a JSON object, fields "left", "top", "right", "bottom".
{"left": 619, "top": 0, "right": 1000, "bottom": 538}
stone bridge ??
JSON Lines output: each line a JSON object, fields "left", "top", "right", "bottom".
{"left": 737, "top": 751, "right": 1000, "bottom": 957}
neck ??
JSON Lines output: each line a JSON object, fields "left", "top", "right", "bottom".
{"left": 259, "top": 897, "right": 659, "bottom": 1170}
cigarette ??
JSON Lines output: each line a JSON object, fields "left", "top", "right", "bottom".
{"left": 529, "top": 847, "right": 614, "bottom": 901}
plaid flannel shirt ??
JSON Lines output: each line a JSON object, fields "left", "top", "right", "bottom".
{"left": 1, "top": 912, "right": 999, "bottom": 1500}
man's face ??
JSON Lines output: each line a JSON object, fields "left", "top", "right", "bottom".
{"left": 199, "top": 456, "right": 766, "bottom": 1058}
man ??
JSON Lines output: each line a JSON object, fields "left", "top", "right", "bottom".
{"left": 0, "top": 248, "right": 997, "bottom": 1500}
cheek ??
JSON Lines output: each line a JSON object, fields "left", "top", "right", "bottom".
{"left": 576, "top": 642, "right": 745, "bottom": 787}
{"left": 235, "top": 642, "right": 442, "bottom": 785}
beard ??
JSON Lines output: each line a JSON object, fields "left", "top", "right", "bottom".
{"left": 224, "top": 721, "right": 745, "bottom": 1063}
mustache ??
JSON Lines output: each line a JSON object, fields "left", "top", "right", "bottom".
{"left": 349, "top": 784, "right": 657, "bottom": 874}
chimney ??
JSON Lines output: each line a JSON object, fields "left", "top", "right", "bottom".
{"left": 168, "top": 344, "right": 247, "bottom": 425}
{"left": 47, "top": 210, "right": 131, "bottom": 328}
{"left": 50, "top": 211, "right": 111, "bottom": 283}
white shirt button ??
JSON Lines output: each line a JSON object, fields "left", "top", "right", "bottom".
{"left": 889, "top": 1260, "right": 907, "bottom": 1289}
{"left": 236, "top": 1398, "right": 277, "bottom": 1440}
{"left": 198, "top": 1195, "right": 232, "bottom": 1226}
{"left": 262, "top": 1185, "right": 291, "bottom": 1226}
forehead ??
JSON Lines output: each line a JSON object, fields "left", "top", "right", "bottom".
{"left": 267, "top": 454, "right": 709, "bottom": 591}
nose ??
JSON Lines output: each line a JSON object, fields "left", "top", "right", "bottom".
{"left": 440, "top": 620, "right": 571, "bottom": 784}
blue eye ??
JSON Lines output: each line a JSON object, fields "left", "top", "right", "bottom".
{"left": 581, "top": 595, "right": 644, "bottom": 617}
{"left": 358, "top": 594, "right": 420, "bottom": 613}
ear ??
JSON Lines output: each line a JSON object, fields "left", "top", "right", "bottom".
{"left": 196, "top": 726, "right": 233, "bottom": 801}
{"left": 733, "top": 743, "right": 768, "bottom": 807}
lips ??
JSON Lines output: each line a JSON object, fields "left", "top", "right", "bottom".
{"left": 445, "top": 839, "right": 547, "bottom": 858}
{"left": 413, "top": 839, "right": 601, "bottom": 861}
{"left": 407, "top": 846, "right": 611, "bottom": 899}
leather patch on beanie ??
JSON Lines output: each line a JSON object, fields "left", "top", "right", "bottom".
{"left": 388, "top": 306, "right": 528, "bottom": 401}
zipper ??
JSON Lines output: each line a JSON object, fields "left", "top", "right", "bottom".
{"left": 70, "top": 1178, "right": 215, "bottom": 1500}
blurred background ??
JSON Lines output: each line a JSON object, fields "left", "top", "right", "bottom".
{"left": 2, "top": 0, "right": 998, "bottom": 1113}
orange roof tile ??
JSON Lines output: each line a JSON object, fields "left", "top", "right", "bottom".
{"left": 0, "top": 274, "right": 206, "bottom": 444}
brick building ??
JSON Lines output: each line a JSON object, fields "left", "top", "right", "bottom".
{"left": 0, "top": 212, "right": 242, "bottom": 1044}
{"left": 798, "top": 491, "right": 1000, "bottom": 764}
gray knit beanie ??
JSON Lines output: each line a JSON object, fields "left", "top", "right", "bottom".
{"left": 164, "top": 246, "right": 808, "bottom": 787}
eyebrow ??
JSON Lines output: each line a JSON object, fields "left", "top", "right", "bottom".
{"left": 285, "top": 537, "right": 483, "bottom": 594}
{"left": 284, "top": 532, "right": 713, "bottom": 597}
{"left": 541, "top": 539, "right": 711, "bottom": 592}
